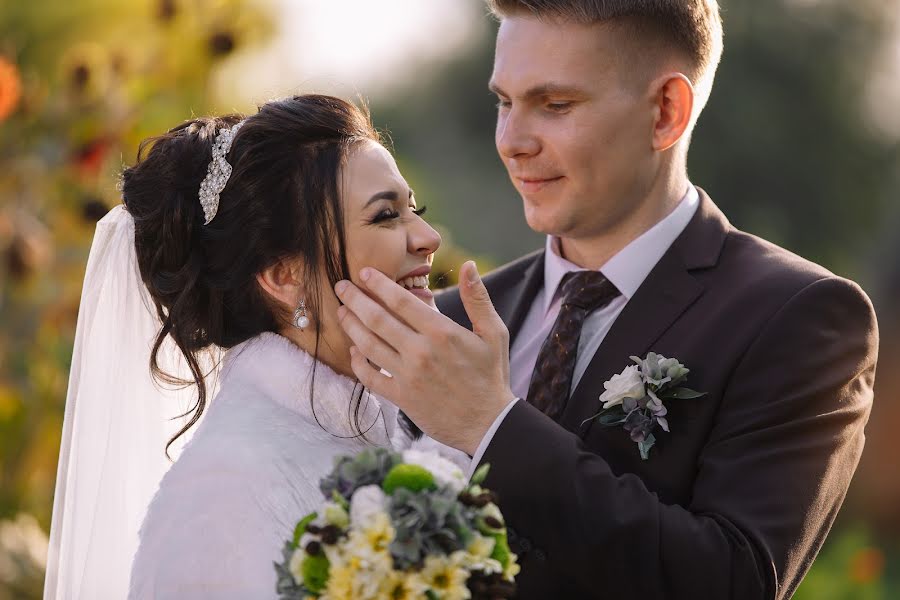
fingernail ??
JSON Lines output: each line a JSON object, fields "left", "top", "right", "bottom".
{"left": 465, "top": 261, "right": 480, "bottom": 285}
{"left": 335, "top": 280, "right": 349, "bottom": 295}
{"left": 349, "top": 345, "right": 357, "bottom": 357}
{"left": 360, "top": 268, "right": 371, "bottom": 282}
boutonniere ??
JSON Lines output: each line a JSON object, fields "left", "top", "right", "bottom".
{"left": 583, "top": 352, "right": 706, "bottom": 460}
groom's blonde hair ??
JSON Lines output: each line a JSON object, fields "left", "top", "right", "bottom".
{"left": 488, "top": 0, "right": 724, "bottom": 112}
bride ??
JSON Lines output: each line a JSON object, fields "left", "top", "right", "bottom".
{"left": 43, "top": 94, "right": 449, "bottom": 598}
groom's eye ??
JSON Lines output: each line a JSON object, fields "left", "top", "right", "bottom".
{"left": 546, "top": 101, "right": 573, "bottom": 112}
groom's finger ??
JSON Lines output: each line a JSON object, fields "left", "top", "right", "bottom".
{"left": 356, "top": 268, "right": 443, "bottom": 334}
{"left": 335, "top": 279, "right": 414, "bottom": 352}
{"left": 336, "top": 304, "right": 402, "bottom": 373}
{"left": 459, "top": 261, "right": 508, "bottom": 347}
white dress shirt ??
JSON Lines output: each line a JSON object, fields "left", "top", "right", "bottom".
{"left": 467, "top": 186, "right": 700, "bottom": 476}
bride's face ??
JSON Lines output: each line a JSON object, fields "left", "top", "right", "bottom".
{"left": 340, "top": 140, "right": 442, "bottom": 308}
{"left": 302, "top": 140, "right": 441, "bottom": 376}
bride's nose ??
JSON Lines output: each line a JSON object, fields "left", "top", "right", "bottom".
{"left": 409, "top": 218, "right": 441, "bottom": 256}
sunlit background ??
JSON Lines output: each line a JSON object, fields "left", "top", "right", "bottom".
{"left": 1, "top": 0, "right": 899, "bottom": 597}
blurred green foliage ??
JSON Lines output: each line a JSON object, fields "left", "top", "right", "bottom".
{"left": 795, "top": 526, "right": 900, "bottom": 600}
{"left": 1, "top": 0, "right": 898, "bottom": 598}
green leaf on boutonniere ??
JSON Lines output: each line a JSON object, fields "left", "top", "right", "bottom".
{"left": 581, "top": 409, "right": 628, "bottom": 427}
{"left": 638, "top": 433, "right": 657, "bottom": 460}
{"left": 598, "top": 412, "right": 628, "bottom": 426}
{"left": 665, "top": 387, "right": 707, "bottom": 400}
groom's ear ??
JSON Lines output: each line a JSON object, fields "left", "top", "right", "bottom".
{"left": 650, "top": 72, "right": 694, "bottom": 153}
{"left": 256, "top": 258, "right": 306, "bottom": 309}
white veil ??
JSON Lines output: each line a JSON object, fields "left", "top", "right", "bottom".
{"left": 43, "top": 205, "right": 215, "bottom": 599}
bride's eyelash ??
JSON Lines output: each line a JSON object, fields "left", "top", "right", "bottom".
{"left": 371, "top": 205, "right": 427, "bottom": 224}
{"left": 371, "top": 209, "right": 400, "bottom": 224}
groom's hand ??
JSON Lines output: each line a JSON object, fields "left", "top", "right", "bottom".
{"left": 334, "top": 261, "right": 516, "bottom": 455}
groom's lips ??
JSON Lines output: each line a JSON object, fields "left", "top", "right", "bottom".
{"left": 515, "top": 175, "right": 564, "bottom": 194}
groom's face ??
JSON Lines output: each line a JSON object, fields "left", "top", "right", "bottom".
{"left": 491, "top": 15, "right": 658, "bottom": 241}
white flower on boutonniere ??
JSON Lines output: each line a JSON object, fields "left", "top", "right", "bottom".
{"left": 599, "top": 364, "right": 645, "bottom": 410}
{"left": 584, "top": 352, "right": 706, "bottom": 460}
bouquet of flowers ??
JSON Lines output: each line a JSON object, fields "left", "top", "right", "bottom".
{"left": 274, "top": 447, "right": 519, "bottom": 600}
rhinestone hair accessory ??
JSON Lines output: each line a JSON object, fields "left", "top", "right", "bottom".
{"left": 198, "top": 120, "right": 245, "bottom": 225}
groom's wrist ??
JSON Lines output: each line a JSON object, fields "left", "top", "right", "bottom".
{"left": 465, "top": 397, "right": 520, "bottom": 477}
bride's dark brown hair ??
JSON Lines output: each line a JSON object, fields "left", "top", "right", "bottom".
{"left": 121, "top": 95, "right": 381, "bottom": 455}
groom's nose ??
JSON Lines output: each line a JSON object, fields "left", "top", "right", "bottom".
{"left": 496, "top": 107, "right": 541, "bottom": 160}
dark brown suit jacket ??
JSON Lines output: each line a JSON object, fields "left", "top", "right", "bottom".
{"left": 435, "top": 191, "right": 878, "bottom": 599}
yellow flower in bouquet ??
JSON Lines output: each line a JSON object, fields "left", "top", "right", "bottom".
{"left": 378, "top": 569, "right": 427, "bottom": 600}
{"left": 420, "top": 554, "right": 471, "bottom": 600}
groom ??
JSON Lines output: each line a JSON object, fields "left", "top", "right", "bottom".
{"left": 334, "top": 1, "right": 879, "bottom": 598}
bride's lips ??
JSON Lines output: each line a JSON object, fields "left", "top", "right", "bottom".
{"left": 396, "top": 266, "right": 433, "bottom": 302}
{"left": 515, "top": 175, "right": 564, "bottom": 194}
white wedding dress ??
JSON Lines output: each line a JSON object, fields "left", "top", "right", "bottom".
{"left": 128, "top": 331, "right": 402, "bottom": 599}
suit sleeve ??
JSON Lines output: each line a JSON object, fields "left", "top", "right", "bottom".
{"left": 479, "top": 276, "right": 878, "bottom": 600}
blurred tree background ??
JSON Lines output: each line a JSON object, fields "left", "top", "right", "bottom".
{"left": 1, "top": 0, "right": 898, "bottom": 598}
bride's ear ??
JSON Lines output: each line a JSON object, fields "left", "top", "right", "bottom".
{"left": 256, "top": 258, "right": 306, "bottom": 310}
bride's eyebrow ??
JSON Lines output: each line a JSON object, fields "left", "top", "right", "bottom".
{"left": 365, "top": 188, "right": 414, "bottom": 208}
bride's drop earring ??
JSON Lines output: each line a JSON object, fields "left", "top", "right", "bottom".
{"left": 293, "top": 300, "right": 310, "bottom": 330}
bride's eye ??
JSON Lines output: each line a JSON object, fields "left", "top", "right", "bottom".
{"left": 371, "top": 208, "right": 401, "bottom": 224}
{"left": 412, "top": 206, "right": 427, "bottom": 217}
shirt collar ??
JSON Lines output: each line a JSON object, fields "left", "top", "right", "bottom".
{"left": 542, "top": 185, "right": 700, "bottom": 313}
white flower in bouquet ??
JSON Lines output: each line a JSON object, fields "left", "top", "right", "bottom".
{"left": 349, "top": 511, "right": 394, "bottom": 556}
{"left": 599, "top": 364, "right": 645, "bottom": 409}
{"left": 321, "top": 545, "right": 391, "bottom": 600}
{"left": 288, "top": 547, "right": 306, "bottom": 586}
{"left": 402, "top": 448, "right": 466, "bottom": 493}
{"left": 377, "top": 568, "right": 428, "bottom": 600}
{"left": 349, "top": 484, "right": 387, "bottom": 525}
{"left": 451, "top": 534, "right": 503, "bottom": 576}
{"left": 420, "top": 554, "right": 471, "bottom": 600}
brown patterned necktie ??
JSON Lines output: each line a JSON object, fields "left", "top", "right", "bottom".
{"left": 526, "top": 270, "right": 620, "bottom": 420}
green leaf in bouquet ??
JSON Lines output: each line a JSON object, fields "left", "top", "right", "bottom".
{"left": 331, "top": 490, "right": 350, "bottom": 511}
{"left": 301, "top": 553, "right": 330, "bottom": 594}
{"left": 320, "top": 447, "right": 402, "bottom": 500}
{"left": 490, "top": 530, "right": 513, "bottom": 569}
{"left": 470, "top": 463, "right": 491, "bottom": 486}
{"left": 665, "top": 387, "right": 706, "bottom": 400}
{"left": 293, "top": 512, "right": 318, "bottom": 548}
{"left": 388, "top": 487, "right": 473, "bottom": 569}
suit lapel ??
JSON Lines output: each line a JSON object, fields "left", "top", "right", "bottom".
{"left": 488, "top": 251, "right": 545, "bottom": 348}
{"left": 559, "top": 191, "right": 730, "bottom": 435}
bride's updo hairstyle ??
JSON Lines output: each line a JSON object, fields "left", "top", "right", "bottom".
{"left": 121, "top": 95, "right": 381, "bottom": 453}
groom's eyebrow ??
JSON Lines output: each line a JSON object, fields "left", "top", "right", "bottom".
{"left": 489, "top": 81, "right": 587, "bottom": 100}
{"left": 365, "top": 189, "right": 414, "bottom": 208}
